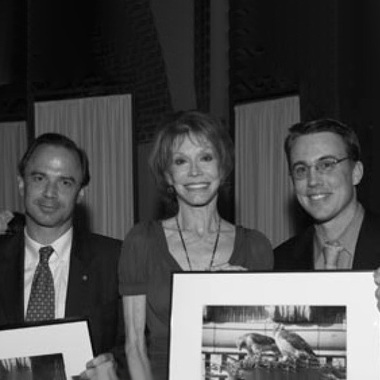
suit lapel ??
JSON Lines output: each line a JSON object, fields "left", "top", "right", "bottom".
{"left": 0, "top": 232, "right": 25, "bottom": 324}
{"left": 65, "top": 229, "right": 92, "bottom": 318}
{"left": 294, "top": 227, "right": 315, "bottom": 270}
{"left": 353, "top": 212, "right": 380, "bottom": 269}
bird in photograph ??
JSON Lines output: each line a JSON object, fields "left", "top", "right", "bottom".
{"left": 237, "top": 332, "right": 281, "bottom": 358}
{"left": 273, "top": 324, "right": 317, "bottom": 362}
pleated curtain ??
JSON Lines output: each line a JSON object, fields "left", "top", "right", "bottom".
{"left": 0, "top": 121, "right": 28, "bottom": 212}
{"left": 34, "top": 94, "right": 134, "bottom": 240}
{"left": 234, "top": 95, "right": 300, "bottom": 248}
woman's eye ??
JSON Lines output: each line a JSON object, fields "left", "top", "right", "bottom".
{"left": 201, "top": 154, "right": 213, "bottom": 162}
{"left": 174, "top": 158, "right": 186, "bottom": 165}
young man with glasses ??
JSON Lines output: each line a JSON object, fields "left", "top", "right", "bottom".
{"left": 274, "top": 118, "right": 380, "bottom": 271}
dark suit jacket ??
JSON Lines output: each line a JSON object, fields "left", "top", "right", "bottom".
{"left": 274, "top": 211, "right": 380, "bottom": 271}
{"left": 0, "top": 228, "right": 129, "bottom": 378}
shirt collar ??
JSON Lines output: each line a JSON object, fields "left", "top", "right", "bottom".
{"left": 315, "top": 202, "right": 364, "bottom": 255}
{"left": 24, "top": 227, "right": 73, "bottom": 258}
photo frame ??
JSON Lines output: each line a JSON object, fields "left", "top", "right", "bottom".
{"left": 0, "top": 318, "right": 94, "bottom": 379}
{"left": 169, "top": 271, "right": 380, "bottom": 380}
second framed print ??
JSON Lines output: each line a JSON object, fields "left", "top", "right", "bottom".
{"left": 169, "top": 271, "right": 380, "bottom": 380}
{"left": 0, "top": 319, "right": 93, "bottom": 380}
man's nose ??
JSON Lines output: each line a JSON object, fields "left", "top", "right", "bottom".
{"left": 306, "top": 166, "right": 322, "bottom": 186}
{"left": 43, "top": 181, "right": 58, "bottom": 197}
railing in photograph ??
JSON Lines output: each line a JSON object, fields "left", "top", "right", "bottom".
{"left": 202, "top": 349, "right": 346, "bottom": 380}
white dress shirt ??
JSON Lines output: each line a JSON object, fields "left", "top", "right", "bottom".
{"left": 24, "top": 228, "right": 72, "bottom": 319}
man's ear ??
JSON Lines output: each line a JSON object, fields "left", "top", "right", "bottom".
{"left": 352, "top": 161, "right": 364, "bottom": 186}
{"left": 77, "top": 188, "right": 85, "bottom": 203}
{"left": 17, "top": 176, "right": 25, "bottom": 197}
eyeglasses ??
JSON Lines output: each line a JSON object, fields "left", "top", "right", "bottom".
{"left": 290, "top": 157, "right": 350, "bottom": 180}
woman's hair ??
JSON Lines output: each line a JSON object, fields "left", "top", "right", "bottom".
{"left": 149, "top": 110, "right": 234, "bottom": 203}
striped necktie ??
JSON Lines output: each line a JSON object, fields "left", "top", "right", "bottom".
{"left": 323, "top": 242, "right": 343, "bottom": 270}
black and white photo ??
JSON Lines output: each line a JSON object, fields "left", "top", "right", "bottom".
{"left": 169, "top": 272, "right": 379, "bottom": 380}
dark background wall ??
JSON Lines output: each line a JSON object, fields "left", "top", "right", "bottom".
{"left": 229, "top": 0, "right": 380, "bottom": 216}
{"left": 1, "top": 0, "right": 380, "bottom": 222}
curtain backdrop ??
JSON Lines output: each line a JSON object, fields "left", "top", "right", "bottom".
{"left": 234, "top": 95, "right": 300, "bottom": 248}
{"left": 0, "top": 121, "right": 27, "bottom": 212}
{"left": 34, "top": 94, "right": 134, "bottom": 240}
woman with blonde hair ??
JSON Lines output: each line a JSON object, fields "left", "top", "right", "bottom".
{"left": 118, "top": 110, "right": 273, "bottom": 380}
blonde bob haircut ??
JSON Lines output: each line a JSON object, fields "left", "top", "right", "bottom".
{"left": 149, "top": 110, "right": 234, "bottom": 199}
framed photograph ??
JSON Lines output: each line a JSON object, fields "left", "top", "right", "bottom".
{"left": 0, "top": 318, "right": 94, "bottom": 380}
{"left": 169, "top": 271, "right": 380, "bottom": 380}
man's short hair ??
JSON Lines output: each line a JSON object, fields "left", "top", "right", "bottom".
{"left": 18, "top": 133, "right": 90, "bottom": 187}
{"left": 284, "top": 118, "right": 361, "bottom": 166}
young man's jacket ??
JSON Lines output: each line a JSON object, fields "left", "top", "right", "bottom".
{"left": 274, "top": 211, "right": 380, "bottom": 271}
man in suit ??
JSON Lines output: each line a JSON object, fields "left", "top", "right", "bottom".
{"left": 275, "top": 119, "right": 380, "bottom": 270}
{"left": 0, "top": 133, "right": 127, "bottom": 379}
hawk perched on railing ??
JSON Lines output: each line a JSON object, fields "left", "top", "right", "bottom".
{"left": 273, "top": 324, "right": 316, "bottom": 361}
{"left": 237, "top": 332, "right": 280, "bottom": 358}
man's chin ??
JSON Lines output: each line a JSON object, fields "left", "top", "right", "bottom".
{"left": 302, "top": 206, "right": 334, "bottom": 224}
{"left": 309, "top": 211, "right": 336, "bottom": 225}
{"left": 26, "top": 214, "right": 62, "bottom": 229}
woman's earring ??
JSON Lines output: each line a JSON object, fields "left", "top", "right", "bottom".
{"left": 167, "top": 185, "right": 174, "bottom": 194}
